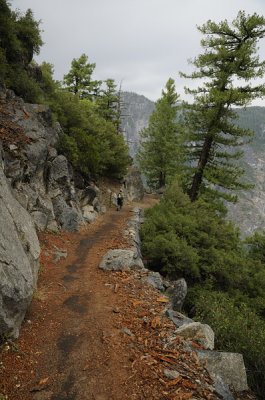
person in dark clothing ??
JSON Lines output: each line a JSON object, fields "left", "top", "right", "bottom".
{"left": 117, "top": 190, "right": 124, "bottom": 211}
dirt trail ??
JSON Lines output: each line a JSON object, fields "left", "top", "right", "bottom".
{"left": 0, "top": 200, "right": 157, "bottom": 400}
{"left": 1, "top": 197, "right": 246, "bottom": 400}
{"left": 37, "top": 206, "right": 134, "bottom": 400}
{"left": 1, "top": 203, "right": 137, "bottom": 400}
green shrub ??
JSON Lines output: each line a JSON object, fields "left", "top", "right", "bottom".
{"left": 6, "top": 66, "right": 43, "bottom": 103}
{"left": 189, "top": 288, "right": 265, "bottom": 398}
{"left": 141, "top": 180, "right": 244, "bottom": 286}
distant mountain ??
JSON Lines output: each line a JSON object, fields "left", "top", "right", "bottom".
{"left": 121, "top": 92, "right": 265, "bottom": 234}
{"left": 228, "top": 107, "right": 265, "bottom": 235}
{"left": 121, "top": 92, "right": 155, "bottom": 157}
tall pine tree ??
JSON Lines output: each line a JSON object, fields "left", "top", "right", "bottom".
{"left": 138, "top": 78, "right": 184, "bottom": 189}
{"left": 182, "top": 11, "right": 265, "bottom": 203}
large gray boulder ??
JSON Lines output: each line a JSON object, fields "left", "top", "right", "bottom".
{"left": 142, "top": 270, "right": 165, "bottom": 291}
{"left": 175, "top": 321, "right": 215, "bottom": 350}
{"left": 197, "top": 350, "right": 249, "bottom": 393}
{"left": 52, "top": 196, "right": 84, "bottom": 232}
{"left": 99, "top": 249, "right": 144, "bottom": 271}
{"left": 0, "top": 163, "right": 40, "bottom": 338}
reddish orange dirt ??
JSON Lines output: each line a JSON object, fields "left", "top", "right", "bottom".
{"left": 0, "top": 198, "right": 255, "bottom": 400}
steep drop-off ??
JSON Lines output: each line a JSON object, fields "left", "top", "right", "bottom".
{"left": 121, "top": 92, "right": 265, "bottom": 234}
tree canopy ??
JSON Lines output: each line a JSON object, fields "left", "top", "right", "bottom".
{"left": 137, "top": 78, "right": 184, "bottom": 189}
{"left": 181, "top": 11, "right": 265, "bottom": 203}
{"left": 63, "top": 53, "right": 101, "bottom": 99}
{"left": 0, "top": 0, "right": 43, "bottom": 100}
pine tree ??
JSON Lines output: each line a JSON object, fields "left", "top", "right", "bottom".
{"left": 138, "top": 78, "right": 184, "bottom": 189}
{"left": 63, "top": 54, "right": 101, "bottom": 99}
{"left": 96, "top": 79, "right": 118, "bottom": 121}
{"left": 182, "top": 11, "right": 265, "bottom": 203}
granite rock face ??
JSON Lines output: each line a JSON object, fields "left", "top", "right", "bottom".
{"left": 0, "top": 88, "right": 95, "bottom": 232}
{"left": 0, "top": 162, "right": 40, "bottom": 338}
{"left": 121, "top": 92, "right": 155, "bottom": 158}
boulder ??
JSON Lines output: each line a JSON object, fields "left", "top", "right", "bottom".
{"left": 197, "top": 350, "right": 249, "bottom": 393}
{"left": 142, "top": 271, "right": 165, "bottom": 291}
{"left": 17, "top": 184, "right": 38, "bottom": 211}
{"left": 99, "top": 249, "right": 144, "bottom": 271}
{"left": 13, "top": 189, "right": 29, "bottom": 210}
{"left": 79, "top": 186, "right": 98, "bottom": 207}
{"left": 52, "top": 196, "right": 84, "bottom": 232}
{"left": 4, "top": 157, "right": 23, "bottom": 184}
{"left": 170, "top": 278, "right": 187, "bottom": 311}
{"left": 123, "top": 208, "right": 144, "bottom": 265}
{"left": 175, "top": 322, "right": 215, "bottom": 350}
{"left": 0, "top": 163, "right": 40, "bottom": 337}
{"left": 82, "top": 205, "right": 98, "bottom": 223}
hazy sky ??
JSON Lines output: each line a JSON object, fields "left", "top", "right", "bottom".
{"left": 11, "top": 0, "right": 265, "bottom": 104}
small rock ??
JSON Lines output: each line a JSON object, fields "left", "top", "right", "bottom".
{"left": 9, "top": 144, "right": 18, "bottom": 151}
{"left": 163, "top": 368, "right": 180, "bottom": 380}
{"left": 53, "top": 249, "right": 68, "bottom": 263}
{"left": 121, "top": 327, "right": 134, "bottom": 337}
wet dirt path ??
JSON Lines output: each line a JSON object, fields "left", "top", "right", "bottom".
{"left": 47, "top": 211, "right": 131, "bottom": 400}
{"left": 1, "top": 196, "right": 225, "bottom": 400}
{"left": 1, "top": 205, "right": 136, "bottom": 400}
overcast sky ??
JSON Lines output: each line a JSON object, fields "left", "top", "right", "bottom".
{"left": 11, "top": 0, "right": 265, "bottom": 104}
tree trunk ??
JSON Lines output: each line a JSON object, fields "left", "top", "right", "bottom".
{"left": 159, "top": 171, "right": 165, "bottom": 188}
{"left": 188, "top": 135, "right": 213, "bottom": 202}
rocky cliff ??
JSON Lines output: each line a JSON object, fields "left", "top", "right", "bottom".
{"left": 121, "top": 91, "right": 155, "bottom": 157}
{"left": 0, "top": 89, "right": 100, "bottom": 233}
{"left": 0, "top": 156, "right": 40, "bottom": 338}
{"left": 227, "top": 107, "right": 265, "bottom": 235}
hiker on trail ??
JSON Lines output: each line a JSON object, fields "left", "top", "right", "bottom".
{"left": 117, "top": 190, "right": 124, "bottom": 211}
